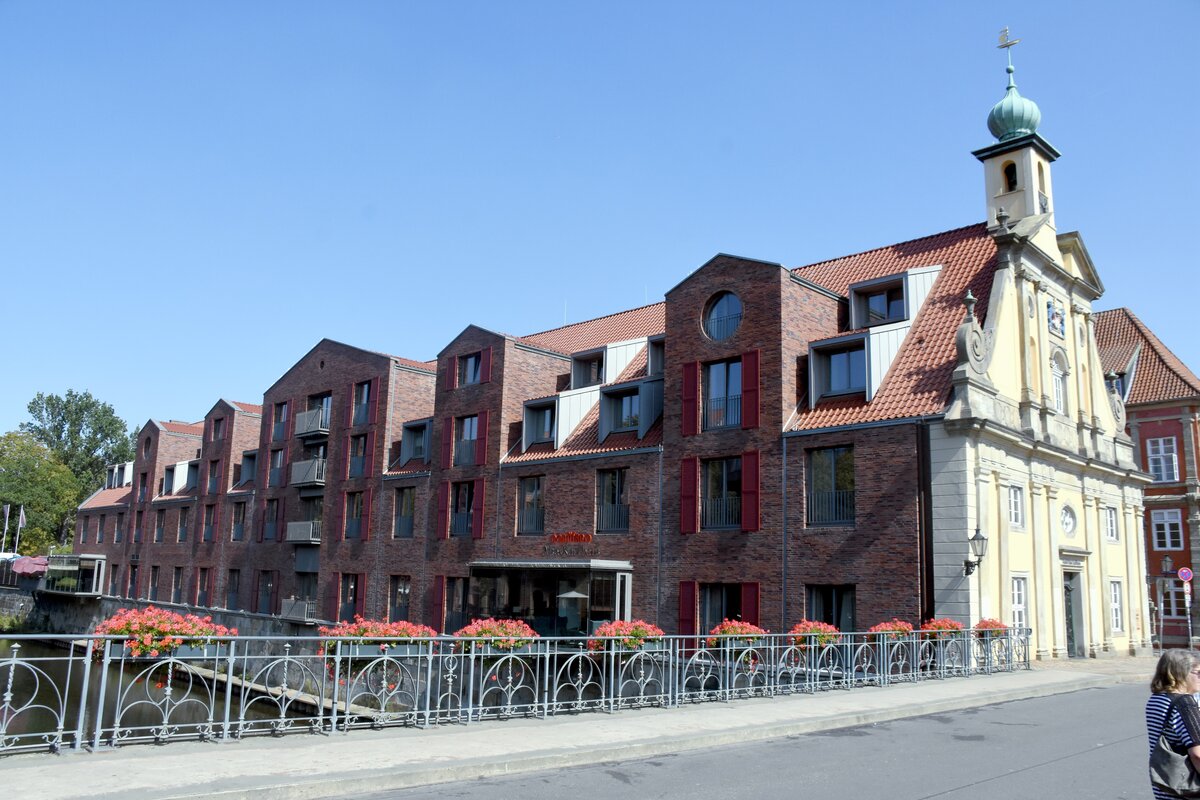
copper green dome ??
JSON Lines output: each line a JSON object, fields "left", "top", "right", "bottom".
{"left": 987, "top": 65, "right": 1041, "bottom": 141}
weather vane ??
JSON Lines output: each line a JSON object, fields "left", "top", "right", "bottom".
{"left": 997, "top": 27, "right": 1021, "bottom": 67}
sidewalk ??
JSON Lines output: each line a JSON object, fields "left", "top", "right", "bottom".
{"left": 1, "top": 656, "right": 1155, "bottom": 800}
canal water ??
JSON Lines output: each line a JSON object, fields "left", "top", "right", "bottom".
{"left": 0, "top": 639, "right": 286, "bottom": 750}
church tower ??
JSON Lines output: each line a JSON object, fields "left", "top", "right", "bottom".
{"left": 971, "top": 32, "right": 1060, "bottom": 239}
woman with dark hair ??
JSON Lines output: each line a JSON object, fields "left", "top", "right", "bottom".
{"left": 1148, "top": 649, "right": 1200, "bottom": 798}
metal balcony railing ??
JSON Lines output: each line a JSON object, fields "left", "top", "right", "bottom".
{"left": 518, "top": 507, "right": 545, "bottom": 534}
{"left": 344, "top": 518, "right": 362, "bottom": 539}
{"left": 701, "top": 496, "right": 742, "bottom": 529}
{"left": 451, "top": 511, "right": 473, "bottom": 536}
{"left": 806, "top": 489, "right": 855, "bottom": 525}
{"left": 154, "top": 527, "right": 164, "bottom": 543}
{"left": 348, "top": 456, "right": 365, "bottom": 478}
{"left": 394, "top": 515, "right": 414, "bottom": 538}
{"left": 262, "top": 521, "right": 277, "bottom": 541}
{"left": 352, "top": 402, "right": 370, "bottom": 426}
{"left": 231, "top": 522, "right": 244, "bottom": 542}
{"left": 454, "top": 439, "right": 476, "bottom": 466}
{"left": 280, "top": 597, "right": 317, "bottom": 621}
{"left": 272, "top": 420, "right": 286, "bottom": 442}
{"left": 286, "top": 520, "right": 322, "bottom": 544}
{"left": 596, "top": 503, "right": 629, "bottom": 532}
{"left": 703, "top": 395, "right": 742, "bottom": 430}
{"left": 203, "top": 524, "right": 213, "bottom": 542}
{"left": 268, "top": 467, "right": 283, "bottom": 488}
{"left": 295, "top": 407, "right": 331, "bottom": 437}
{"left": 704, "top": 311, "right": 742, "bottom": 341}
{"left": 291, "top": 458, "right": 327, "bottom": 487}
{"left": 208, "top": 476, "right": 220, "bottom": 494}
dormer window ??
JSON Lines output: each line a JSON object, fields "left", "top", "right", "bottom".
{"left": 401, "top": 422, "right": 430, "bottom": 464}
{"left": 849, "top": 277, "right": 907, "bottom": 327}
{"left": 865, "top": 287, "right": 905, "bottom": 324}
{"left": 611, "top": 391, "right": 639, "bottom": 431}
{"left": 649, "top": 338, "right": 665, "bottom": 376}
{"left": 703, "top": 292, "right": 742, "bottom": 342}
{"left": 809, "top": 336, "right": 868, "bottom": 405}
{"left": 573, "top": 352, "right": 604, "bottom": 388}
{"left": 458, "top": 352, "right": 482, "bottom": 386}
{"left": 526, "top": 403, "right": 555, "bottom": 445}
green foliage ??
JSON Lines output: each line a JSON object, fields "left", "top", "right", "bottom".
{"left": 0, "top": 431, "right": 80, "bottom": 554}
{"left": 20, "top": 390, "right": 135, "bottom": 503}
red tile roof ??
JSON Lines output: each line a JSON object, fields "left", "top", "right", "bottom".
{"left": 1094, "top": 308, "right": 1200, "bottom": 405}
{"left": 504, "top": 401, "right": 663, "bottom": 465}
{"left": 230, "top": 401, "right": 263, "bottom": 415}
{"left": 159, "top": 421, "right": 204, "bottom": 436}
{"left": 520, "top": 303, "right": 666, "bottom": 355}
{"left": 613, "top": 347, "right": 649, "bottom": 383}
{"left": 789, "top": 223, "right": 997, "bottom": 431}
{"left": 79, "top": 486, "right": 131, "bottom": 510}
{"left": 385, "top": 459, "right": 433, "bottom": 477}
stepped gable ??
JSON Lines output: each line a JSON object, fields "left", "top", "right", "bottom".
{"left": 790, "top": 223, "right": 998, "bottom": 431}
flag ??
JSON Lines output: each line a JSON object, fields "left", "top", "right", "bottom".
{"left": 17, "top": 505, "right": 25, "bottom": 530}
{"left": 2, "top": 504, "right": 8, "bottom": 526}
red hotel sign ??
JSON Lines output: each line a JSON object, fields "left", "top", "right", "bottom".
{"left": 548, "top": 532, "right": 593, "bottom": 544}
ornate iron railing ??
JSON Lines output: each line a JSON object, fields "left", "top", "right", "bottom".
{"left": 702, "top": 394, "right": 742, "bottom": 430}
{"left": 0, "top": 628, "right": 1029, "bottom": 756}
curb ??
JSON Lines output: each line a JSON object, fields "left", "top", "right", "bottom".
{"left": 142, "top": 672, "right": 1116, "bottom": 800}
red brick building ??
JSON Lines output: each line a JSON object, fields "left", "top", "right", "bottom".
{"left": 1096, "top": 308, "right": 1200, "bottom": 646}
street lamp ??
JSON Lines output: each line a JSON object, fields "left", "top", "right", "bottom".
{"left": 963, "top": 529, "right": 989, "bottom": 576}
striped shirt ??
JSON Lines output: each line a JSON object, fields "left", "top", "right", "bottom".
{"left": 1146, "top": 692, "right": 1200, "bottom": 799}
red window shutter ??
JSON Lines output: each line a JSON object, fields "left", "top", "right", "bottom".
{"left": 345, "top": 382, "right": 355, "bottom": 426}
{"left": 441, "top": 417, "right": 453, "bottom": 468}
{"left": 480, "top": 346, "right": 492, "bottom": 383}
{"left": 437, "top": 481, "right": 450, "bottom": 539}
{"left": 355, "top": 574, "right": 367, "bottom": 618}
{"left": 192, "top": 568, "right": 201, "bottom": 603}
{"left": 342, "top": 433, "right": 352, "bottom": 479}
{"left": 681, "top": 362, "right": 700, "bottom": 436}
{"left": 448, "top": 356, "right": 458, "bottom": 390}
{"left": 370, "top": 377, "right": 381, "bottom": 424}
{"left": 742, "top": 350, "right": 760, "bottom": 430}
{"left": 277, "top": 498, "right": 286, "bottom": 542}
{"left": 365, "top": 431, "right": 376, "bottom": 477}
{"left": 256, "top": 498, "right": 266, "bottom": 542}
{"left": 740, "top": 583, "right": 760, "bottom": 627}
{"left": 327, "top": 575, "right": 340, "bottom": 621}
{"left": 471, "top": 478, "right": 486, "bottom": 539}
{"left": 741, "top": 449, "right": 760, "bottom": 532}
{"left": 678, "top": 581, "right": 698, "bottom": 637}
{"left": 475, "top": 410, "right": 489, "bottom": 466}
{"left": 680, "top": 457, "right": 699, "bottom": 534}
{"left": 335, "top": 491, "right": 346, "bottom": 540}
{"left": 362, "top": 487, "right": 373, "bottom": 542}
{"left": 430, "top": 575, "right": 447, "bottom": 631}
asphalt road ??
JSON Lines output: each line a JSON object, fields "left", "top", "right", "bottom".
{"left": 368, "top": 683, "right": 1151, "bottom": 799}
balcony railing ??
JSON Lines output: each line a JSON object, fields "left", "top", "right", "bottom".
{"left": 268, "top": 467, "right": 283, "bottom": 488}
{"left": 231, "top": 522, "right": 244, "bottom": 542}
{"left": 203, "top": 524, "right": 214, "bottom": 542}
{"left": 280, "top": 597, "right": 317, "bottom": 621}
{"left": 353, "top": 402, "right": 370, "bottom": 426}
{"left": 703, "top": 395, "right": 742, "bottom": 430}
{"left": 272, "top": 420, "right": 286, "bottom": 442}
{"left": 454, "top": 439, "right": 476, "bottom": 466}
{"left": 807, "top": 489, "right": 855, "bottom": 525}
{"left": 348, "top": 455, "right": 365, "bottom": 478}
{"left": 208, "top": 476, "right": 220, "bottom": 494}
{"left": 262, "top": 521, "right": 277, "bottom": 541}
{"left": 177, "top": 525, "right": 188, "bottom": 543}
{"left": 451, "top": 511, "right": 473, "bottom": 536}
{"left": 394, "top": 515, "right": 414, "bottom": 538}
{"left": 154, "top": 527, "right": 164, "bottom": 543}
{"left": 344, "top": 518, "right": 362, "bottom": 539}
{"left": 596, "top": 503, "right": 629, "bottom": 532}
{"left": 295, "top": 407, "right": 331, "bottom": 438}
{"left": 701, "top": 496, "right": 742, "bottom": 529}
{"left": 291, "top": 458, "right": 327, "bottom": 487}
{"left": 286, "top": 520, "right": 322, "bottom": 544}
{"left": 518, "top": 507, "right": 545, "bottom": 534}
{"left": 704, "top": 311, "right": 742, "bottom": 341}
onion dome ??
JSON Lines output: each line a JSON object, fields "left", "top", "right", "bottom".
{"left": 987, "top": 65, "right": 1041, "bottom": 141}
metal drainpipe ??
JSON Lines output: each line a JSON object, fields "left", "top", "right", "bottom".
{"left": 782, "top": 435, "right": 788, "bottom": 631}
{"left": 656, "top": 444, "right": 664, "bottom": 628}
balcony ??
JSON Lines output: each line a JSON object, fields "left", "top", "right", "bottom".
{"left": 807, "top": 490, "right": 855, "bottom": 525}
{"left": 596, "top": 503, "right": 629, "bottom": 532}
{"left": 518, "top": 507, "right": 545, "bottom": 534}
{"left": 268, "top": 467, "right": 284, "bottom": 488}
{"left": 280, "top": 597, "right": 317, "bottom": 622}
{"left": 394, "top": 515, "right": 414, "bottom": 538}
{"left": 703, "top": 395, "right": 742, "bottom": 430}
{"left": 203, "top": 524, "right": 214, "bottom": 542}
{"left": 451, "top": 511, "right": 473, "bottom": 536}
{"left": 352, "top": 402, "right": 370, "bottom": 426}
{"left": 705, "top": 311, "right": 743, "bottom": 341}
{"left": 701, "top": 496, "right": 742, "bottom": 529}
{"left": 291, "top": 458, "right": 327, "bottom": 487}
{"left": 344, "top": 518, "right": 362, "bottom": 539}
{"left": 454, "top": 439, "right": 476, "bottom": 466}
{"left": 295, "top": 407, "right": 331, "bottom": 438}
{"left": 263, "top": 521, "right": 277, "bottom": 541}
{"left": 286, "top": 520, "right": 322, "bottom": 544}
{"left": 272, "top": 420, "right": 286, "bottom": 442}
{"left": 231, "top": 522, "right": 244, "bottom": 542}
{"left": 348, "top": 455, "right": 365, "bottom": 478}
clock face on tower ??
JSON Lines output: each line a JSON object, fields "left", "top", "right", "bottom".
{"left": 1061, "top": 505, "right": 1077, "bottom": 536}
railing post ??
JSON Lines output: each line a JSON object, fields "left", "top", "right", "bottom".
{"left": 73, "top": 638, "right": 94, "bottom": 751}
{"left": 221, "top": 639, "right": 235, "bottom": 741}
{"left": 91, "top": 639, "right": 112, "bottom": 750}
{"left": 330, "top": 642, "right": 340, "bottom": 733}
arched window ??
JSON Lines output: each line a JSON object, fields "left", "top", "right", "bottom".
{"left": 1050, "top": 350, "right": 1070, "bottom": 414}
{"left": 703, "top": 291, "right": 743, "bottom": 342}
{"left": 1003, "top": 162, "right": 1018, "bottom": 193}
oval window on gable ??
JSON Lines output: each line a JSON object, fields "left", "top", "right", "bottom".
{"left": 703, "top": 291, "right": 743, "bottom": 342}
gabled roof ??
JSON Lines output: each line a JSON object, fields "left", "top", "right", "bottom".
{"left": 520, "top": 303, "right": 666, "bottom": 356}
{"left": 229, "top": 401, "right": 263, "bottom": 415}
{"left": 789, "top": 223, "right": 998, "bottom": 431}
{"left": 157, "top": 420, "right": 204, "bottom": 436}
{"left": 1094, "top": 308, "right": 1200, "bottom": 405}
{"left": 79, "top": 486, "right": 131, "bottom": 511}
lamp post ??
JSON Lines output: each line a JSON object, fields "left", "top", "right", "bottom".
{"left": 963, "top": 529, "right": 989, "bottom": 576}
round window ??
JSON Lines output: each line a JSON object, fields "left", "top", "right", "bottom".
{"left": 703, "top": 291, "right": 743, "bottom": 342}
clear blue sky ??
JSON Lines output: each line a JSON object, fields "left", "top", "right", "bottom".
{"left": 1, "top": 2, "right": 1196, "bottom": 436}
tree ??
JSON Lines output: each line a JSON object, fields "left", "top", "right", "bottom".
{"left": 0, "top": 432, "right": 80, "bottom": 554}
{"left": 20, "top": 390, "right": 135, "bottom": 501}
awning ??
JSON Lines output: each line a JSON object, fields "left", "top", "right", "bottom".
{"left": 11, "top": 556, "right": 49, "bottom": 576}
{"left": 469, "top": 559, "right": 633, "bottom": 571}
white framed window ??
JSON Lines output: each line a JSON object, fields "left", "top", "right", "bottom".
{"left": 1011, "top": 576, "right": 1028, "bottom": 631}
{"left": 1008, "top": 485, "right": 1025, "bottom": 528}
{"left": 1051, "top": 368, "right": 1067, "bottom": 414}
{"left": 1109, "top": 580, "right": 1124, "bottom": 632}
{"left": 1152, "top": 509, "right": 1184, "bottom": 550}
{"left": 1104, "top": 507, "right": 1119, "bottom": 542}
{"left": 1147, "top": 437, "right": 1179, "bottom": 483}
{"left": 1161, "top": 580, "right": 1189, "bottom": 619}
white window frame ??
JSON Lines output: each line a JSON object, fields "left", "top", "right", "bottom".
{"left": 1152, "top": 508, "right": 1184, "bottom": 551}
{"left": 1161, "top": 579, "right": 1189, "bottom": 619}
{"left": 1109, "top": 580, "right": 1124, "bottom": 632}
{"left": 1147, "top": 437, "right": 1180, "bottom": 483}
{"left": 1011, "top": 576, "right": 1028, "bottom": 632}
{"left": 1008, "top": 485, "right": 1025, "bottom": 528}
{"left": 1104, "top": 507, "right": 1119, "bottom": 543}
